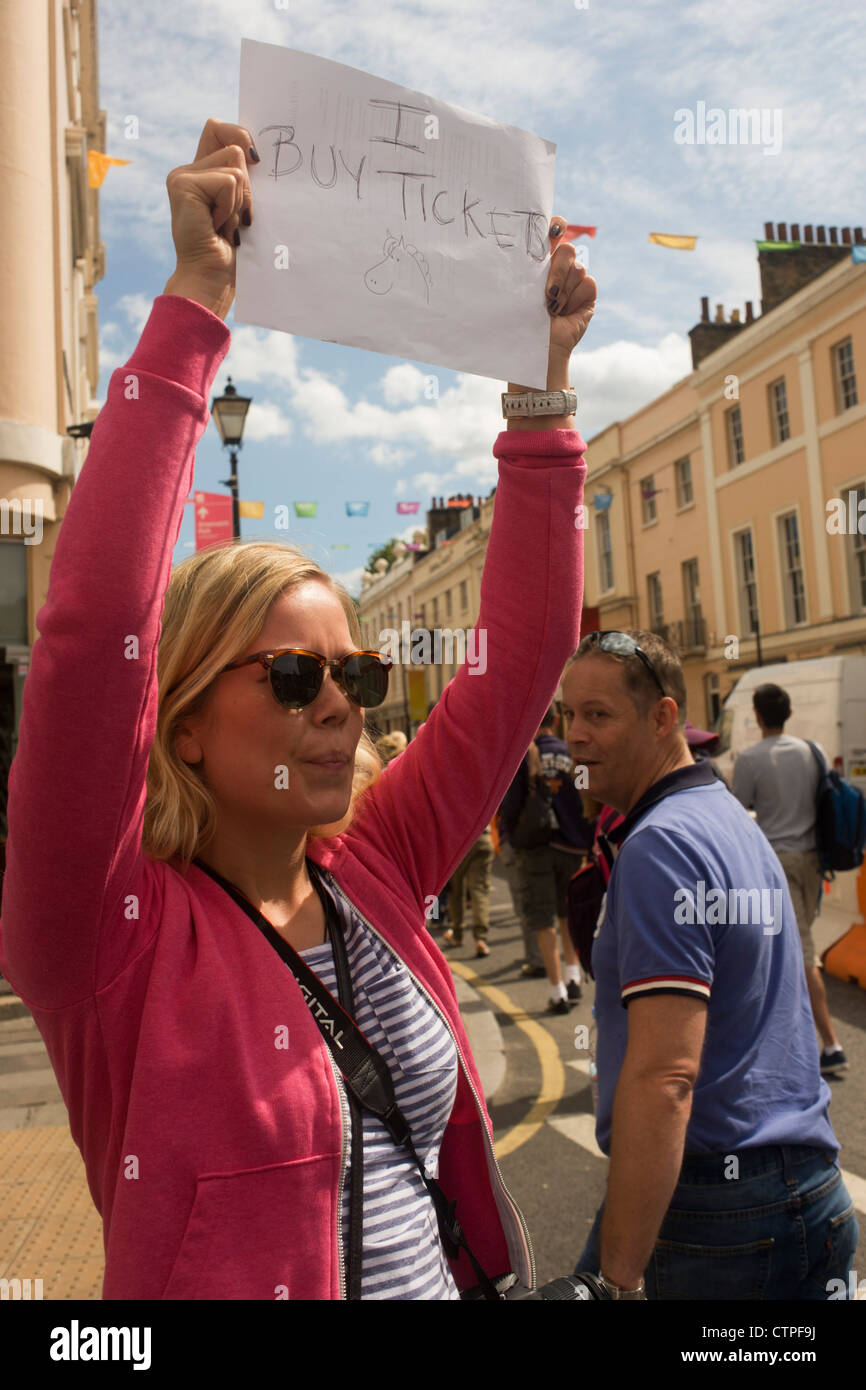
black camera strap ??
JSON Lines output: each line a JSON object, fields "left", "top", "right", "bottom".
{"left": 194, "top": 856, "right": 503, "bottom": 1301}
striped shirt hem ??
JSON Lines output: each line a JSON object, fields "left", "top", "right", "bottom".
{"left": 621, "top": 975, "right": 711, "bottom": 1006}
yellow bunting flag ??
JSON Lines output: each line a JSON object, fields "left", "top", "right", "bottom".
{"left": 238, "top": 500, "right": 265, "bottom": 519}
{"left": 649, "top": 232, "right": 697, "bottom": 250}
{"left": 88, "top": 150, "right": 131, "bottom": 189}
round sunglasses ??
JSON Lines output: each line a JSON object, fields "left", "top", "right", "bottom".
{"left": 222, "top": 648, "right": 391, "bottom": 710}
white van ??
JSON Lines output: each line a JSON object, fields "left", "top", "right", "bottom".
{"left": 714, "top": 656, "right": 866, "bottom": 918}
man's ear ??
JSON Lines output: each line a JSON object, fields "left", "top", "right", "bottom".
{"left": 653, "top": 697, "right": 680, "bottom": 740}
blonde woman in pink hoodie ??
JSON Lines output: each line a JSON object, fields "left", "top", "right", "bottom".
{"left": 0, "top": 119, "right": 596, "bottom": 1300}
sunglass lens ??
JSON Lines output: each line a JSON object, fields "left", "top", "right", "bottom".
{"left": 270, "top": 652, "right": 323, "bottom": 708}
{"left": 343, "top": 654, "right": 389, "bottom": 707}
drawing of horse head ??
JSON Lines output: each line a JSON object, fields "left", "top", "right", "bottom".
{"left": 364, "top": 230, "right": 432, "bottom": 303}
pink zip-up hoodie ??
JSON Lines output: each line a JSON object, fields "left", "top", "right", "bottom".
{"left": 0, "top": 294, "right": 586, "bottom": 1300}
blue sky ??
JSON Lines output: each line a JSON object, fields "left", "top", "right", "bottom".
{"left": 94, "top": 0, "right": 864, "bottom": 595}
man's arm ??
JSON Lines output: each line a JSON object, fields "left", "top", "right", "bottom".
{"left": 600, "top": 994, "right": 708, "bottom": 1289}
{"left": 731, "top": 752, "right": 755, "bottom": 809}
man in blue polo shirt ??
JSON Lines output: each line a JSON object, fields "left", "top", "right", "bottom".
{"left": 559, "top": 629, "right": 857, "bottom": 1301}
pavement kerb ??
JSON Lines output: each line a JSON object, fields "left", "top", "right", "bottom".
{"left": 451, "top": 971, "right": 506, "bottom": 1102}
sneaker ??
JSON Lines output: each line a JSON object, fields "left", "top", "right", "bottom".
{"left": 475, "top": 940, "right": 491, "bottom": 958}
{"left": 566, "top": 980, "right": 582, "bottom": 1003}
{"left": 547, "top": 997, "right": 570, "bottom": 1016}
{"left": 820, "top": 1046, "right": 848, "bottom": 1076}
{"left": 521, "top": 963, "right": 547, "bottom": 978}
{"left": 441, "top": 929, "right": 463, "bottom": 948}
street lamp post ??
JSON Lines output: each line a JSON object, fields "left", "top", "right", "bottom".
{"left": 210, "top": 376, "right": 252, "bottom": 540}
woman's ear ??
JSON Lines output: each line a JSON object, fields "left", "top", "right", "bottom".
{"left": 174, "top": 721, "right": 203, "bottom": 766}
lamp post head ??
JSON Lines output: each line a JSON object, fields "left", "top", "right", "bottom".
{"left": 211, "top": 375, "right": 252, "bottom": 448}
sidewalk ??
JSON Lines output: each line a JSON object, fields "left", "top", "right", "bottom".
{"left": 0, "top": 968, "right": 506, "bottom": 1301}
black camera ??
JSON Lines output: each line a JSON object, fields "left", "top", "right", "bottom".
{"left": 507, "top": 1273, "right": 610, "bottom": 1300}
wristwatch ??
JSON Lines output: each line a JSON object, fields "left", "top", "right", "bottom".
{"left": 501, "top": 388, "right": 578, "bottom": 419}
{"left": 598, "top": 1273, "right": 647, "bottom": 1301}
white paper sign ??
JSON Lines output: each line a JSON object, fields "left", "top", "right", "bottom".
{"left": 236, "top": 40, "right": 556, "bottom": 386}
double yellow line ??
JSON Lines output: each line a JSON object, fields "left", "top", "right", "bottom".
{"left": 450, "top": 961, "right": 566, "bottom": 1157}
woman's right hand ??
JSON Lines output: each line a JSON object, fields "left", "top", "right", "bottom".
{"left": 163, "top": 119, "right": 258, "bottom": 321}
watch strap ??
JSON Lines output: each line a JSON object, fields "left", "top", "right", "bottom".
{"left": 501, "top": 388, "right": 577, "bottom": 419}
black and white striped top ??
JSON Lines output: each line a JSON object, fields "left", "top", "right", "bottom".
{"left": 300, "top": 878, "right": 460, "bottom": 1300}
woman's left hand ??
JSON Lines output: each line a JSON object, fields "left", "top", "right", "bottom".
{"left": 545, "top": 215, "right": 597, "bottom": 363}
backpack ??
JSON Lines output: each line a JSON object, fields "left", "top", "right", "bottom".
{"left": 509, "top": 778, "right": 557, "bottom": 851}
{"left": 806, "top": 742, "right": 866, "bottom": 878}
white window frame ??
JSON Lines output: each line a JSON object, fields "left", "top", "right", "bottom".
{"left": 772, "top": 505, "right": 808, "bottom": 629}
{"left": 674, "top": 456, "right": 694, "bottom": 510}
{"left": 833, "top": 336, "right": 858, "bottom": 413}
{"left": 596, "top": 511, "right": 614, "bottom": 593}
{"left": 640, "top": 475, "right": 657, "bottom": 526}
{"left": 768, "top": 377, "right": 790, "bottom": 445}
{"left": 726, "top": 405, "right": 745, "bottom": 467}
{"left": 732, "top": 525, "right": 760, "bottom": 639}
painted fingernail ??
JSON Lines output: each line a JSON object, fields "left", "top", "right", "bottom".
{"left": 550, "top": 224, "right": 562, "bottom": 237}
{"left": 233, "top": 228, "right": 241, "bottom": 246}
{"left": 241, "top": 208, "right": 251, "bottom": 226}
{"left": 548, "top": 285, "right": 560, "bottom": 300}
{"left": 249, "top": 145, "right": 261, "bottom": 163}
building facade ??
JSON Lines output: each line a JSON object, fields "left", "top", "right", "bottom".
{"left": 0, "top": 0, "right": 105, "bottom": 851}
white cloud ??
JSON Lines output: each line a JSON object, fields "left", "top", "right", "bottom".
{"left": 242, "top": 400, "right": 294, "bottom": 441}
{"left": 117, "top": 293, "right": 153, "bottom": 333}
{"left": 368, "top": 442, "right": 410, "bottom": 469}
{"left": 329, "top": 564, "right": 366, "bottom": 596}
{"left": 574, "top": 333, "right": 693, "bottom": 440}
{"left": 380, "top": 363, "right": 426, "bottom": 405}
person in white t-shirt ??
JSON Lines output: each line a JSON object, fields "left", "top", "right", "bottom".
{"left": 732, "top": 683, "right": 848, "bottom": 1077}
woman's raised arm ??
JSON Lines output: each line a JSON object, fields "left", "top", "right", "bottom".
{"left": 0, "top": 123, "right": 256, "bottom": 1007}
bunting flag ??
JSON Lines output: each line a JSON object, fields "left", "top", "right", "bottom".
{"left": 756, "top": 240, "right": 801, "bottom": 251}
{"left": 345, "top": 501, "right": 370, "bottom": 516}
{"left": 396, "top": 501, "right": 420, "bottom": 514}
{"left": 649, "top": 232, "right": 697, "bottom": 250}
{"left": 293, "top": 502, "right": 318, "bottom": 517}
{"left": 852, "top": 245, "right": 866, "bottom": 264}
{"left": 404, "top": 542, "right": 425, "bottom": 551}
{"left": 447, "top": 498, "right": 473, "bottom": 509}
{"left": 87, "top": 150, "right": 131, "bottom": 189}
{"left": 238, "top": 500, "right": 265, "bottom": 519}
{"left": 554, "top": 224, "right": 597, "bottom": 241}
{"left": 593, "top": 493, "right": 614, "bottom": 511}
{"left": 331, "top": 543, "right": 351, "bottom": 549}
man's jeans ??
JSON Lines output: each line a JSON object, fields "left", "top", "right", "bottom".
{"left": 574, "top": 1145, "right": 858, "bottom": 1299}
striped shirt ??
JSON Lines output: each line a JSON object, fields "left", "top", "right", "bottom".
{"left": 299, "top": 876, "right": 460, "bottom": 1300}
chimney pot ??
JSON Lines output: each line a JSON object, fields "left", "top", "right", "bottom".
{"left": 730, "top": 309, "right": 740, "bottom": 324}
{"left": 714, "top": 304, "right": 725, "bottom": 324}
{"left": 854, "top": 228, "right": 865, "bottom": 244}
{"left": 804, "top": 224, "right": 813, "bottom": 243}
{"left": 745, "top": 301, "right": 754, "bottom": 323}
{"left": 764, "top": 221, "right": 774, "bottom": 240}
{"left": 829, "top": 227, "right": 839, "bottom": 245}
{"left": 842, "top": 228, "right": 852, "bottom": 245}
{"left": 791, "top": 223, "right": 800, "bottom": 241}
{"left": 778, "top": 222, "right": 787, "bottom": 242}
{"left": 817, "top": 225, "right": 826, "bottom": 243}
{"left": 700, "top": 295, "right": 710, "bottom": 322}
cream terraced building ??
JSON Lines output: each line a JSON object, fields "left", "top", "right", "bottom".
{"left": 582, "top": 228, "right": 866, "bottom": 728}
{"left": 0, "top": 0, "right": 105, "bottom": 828}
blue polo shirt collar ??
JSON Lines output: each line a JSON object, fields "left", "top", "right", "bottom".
{"left": 608, "top": 760, "right": 715, "bottom": 846}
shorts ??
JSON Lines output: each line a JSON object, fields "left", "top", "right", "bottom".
{"left": 518, "top": 843, "right": 589, "bottom": 930}
{"left": 776, "top": 850, "right": 823, "bottom": 968}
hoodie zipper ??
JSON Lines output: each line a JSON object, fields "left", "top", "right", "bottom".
{"left": 325, "top": 1046, "right": 349, "bottom": 1300}
{"left": 322, "top": 867, "right": 536, "bottom": 1291}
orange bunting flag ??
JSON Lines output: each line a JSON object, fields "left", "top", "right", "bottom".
{"left": 649, "top": 232, "right": 697, "bottom": 250}
{"left": 88, "top": 150, "right": 131, "bottom": 188}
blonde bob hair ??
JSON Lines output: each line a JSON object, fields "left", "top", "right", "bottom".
{"left": 144, "top": 540, "right": 383, "bottom": 866}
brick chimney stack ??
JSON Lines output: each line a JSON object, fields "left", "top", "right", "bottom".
{"left": 758, "top": 221, "right": 852, "bottom": 313}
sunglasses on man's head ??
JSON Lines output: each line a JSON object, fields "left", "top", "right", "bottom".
{"left": 222, "top": 648, "right": 391, "bottom": 710}
{"left": 584, "top": 630, "right": 668, "bottom": 701}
